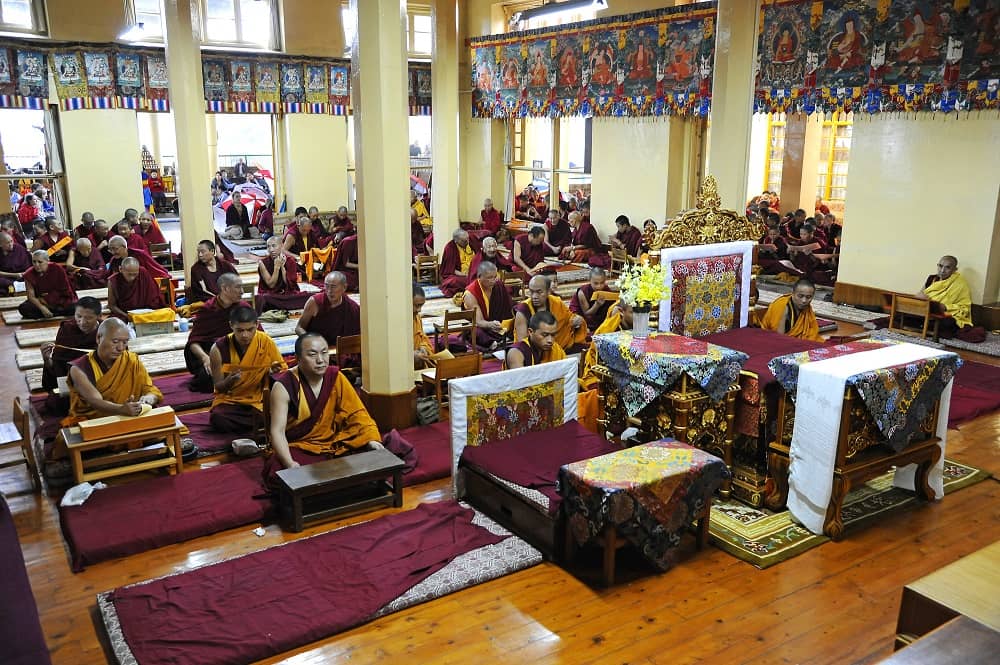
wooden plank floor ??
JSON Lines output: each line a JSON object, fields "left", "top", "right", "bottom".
{"left": 1, "top": 321, "right": 998, "bottom": 665}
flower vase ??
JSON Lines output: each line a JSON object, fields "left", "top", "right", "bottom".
{"left": 632, "top": 303, "right": 652, "bottom": 339}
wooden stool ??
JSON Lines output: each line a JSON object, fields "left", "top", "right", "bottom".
{"left": 60, "top": 417, "right": 184, "bottom": 485}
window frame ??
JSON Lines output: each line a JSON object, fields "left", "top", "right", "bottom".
{"left": 0, "top": 0, "right": 48, "bottom": 36}
{"left": 407, "top": 3, "right": 432, "bottom": 59}
{"left": 200, "top": 0, "right": 282, "bottom": 52}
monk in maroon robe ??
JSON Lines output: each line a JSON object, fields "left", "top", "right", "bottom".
{"left": 0, "top": 231, "right": 31, "bottom": 293}
{"left": 116, "top": 221, "right": 148, "bottom": 253}
{"left": 561, "top": 212, "right": 609, "bottom": 268}
{"left": 256, "top": 236, "right": 310, "bottom": 312}
{"left": 469, "top": 236, "right": 513, "bottom": 277}
{"left": 611, "top": 215, "right": 643, "bottom": 257}
{"left": 1, "top": 216, "right": 28, "bottom": 248}
{"left": 757, "top": 226, "right": 792, "bottom": 276}
{"left": 108, "top": 259, "right": 166, "bottom": 322}
{"left": 189, "top": 239, "right": 238, "bottom": 303}
{"left": 411, "top": 210, "right": 428, "bottom": 257}
{"left": 282, "top": 217, "right": 326, "bottom": 256}
{"left": 107, "top": 236, "right": 170, "bottom": 279}
{"left": 40, "top": 296, "right": 102, "bottom": 393}
{"left": 136, "top": 212, "right": 167, "bottom": 245}
{"left": 570, "top": 268, "right": 613, "bottom": 331}
{"left": 89, "top": 220, "right": 113, "bottom": 262}
{"left": 35, "top": 219, "right": 73, "bottom": 264}
{"left": 512, "top": 227, "right": 559, "bottom": 276}
{"left": 329, "top": 206, "right": 356, "bottom": 245}
{"left": 462, "top": 261, "right": 514, "bottom": 350}
{"left": 480, "top": 198, "right": 502, "bottom": 235}
{"left": 787, "top": 223, "right": 835, "bottom": 286}
{"left": 67, "top": 238, "right": 109, "bottom": 289}
{"left": 185, "top": 273, "right": 252, "bottom": 392}
{"left": 19, "top": 251, "right": 78, "bottom": 319}
{"left": 439, "top": 229, "right": 476, "bottom": 297}
{"left": 296, "top": 271, "right": 362, "bottom": 348}
{"left": 545, "top": 210, "right": 572, "bottom": 249}
{"left": 331, "top": 234, "right": 360, "bottom": 292}
{"left": 72, "top": 212, "right": 95, "bottom": 241}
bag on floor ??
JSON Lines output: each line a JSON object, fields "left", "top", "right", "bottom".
{"left": 416, "top": 396, "right": 439, "bottom": 425}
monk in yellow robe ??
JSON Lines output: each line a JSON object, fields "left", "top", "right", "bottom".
{"left": 413, "top": 285, "right": 434, "bottom": 368}
{"left": 411, "top": 190, "right": 432, "bottom": 227}
{"left": 918, "top": 255, "right": 973, "bottom": 329}
{"left": 579, "top": 300, "right": 633, "bottom": 391}
{"left": 514, "top": 274, "right": 588, "bottom": 353}
{"left": 266, "top": 333, "right": 382, "bottom": 485}
{"left": 760, "top": 278, "right": 824, "bottom": 342}
{"left": 209, "top": 305, "right": 287, "bottom": 433}
{"left": 504, "top": 310, "right": 566, "bottom": 369}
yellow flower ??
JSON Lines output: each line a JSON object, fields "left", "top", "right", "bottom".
{"left": 619, "top": 262, "right": 670, "bottom": 308}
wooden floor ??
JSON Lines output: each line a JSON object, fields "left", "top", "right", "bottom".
{"left": 2, "top": 319, "right": 998, "bottom": 665}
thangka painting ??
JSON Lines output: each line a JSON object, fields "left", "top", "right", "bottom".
{"left": 9, "top": 49, "right": 47, "bottom": 108}
{"left": 755, "top": 0, "right": 1000, "bottom": 115}
{"left": 471, "top": 2, "right": 717, "bottom": 118}
{"left": 409, "top": 63, "right": 432, "bottom": 115}
{"left": 202, "top": 59, "right": 228, "bottom": 103}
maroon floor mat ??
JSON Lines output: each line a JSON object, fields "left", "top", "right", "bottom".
{"left": 950, "top": 359, "right": 1000, "bottom": 428}
{"left": 155, "top": 373, "right": 213, "bottom": 411}
{"left": 1, "top": 495, "right": 52, "bottom": 665}
{"left": 179, "top": 410, "right": 233, "bottom": 454}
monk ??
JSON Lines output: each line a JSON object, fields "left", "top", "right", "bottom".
{"left": 411, "top": 209, "right": 428, "bottom": 257}
{"left": 107, "top": 236, "right": 170, "bottom": 279}
{"left": 1, "top": 215, "right": 28, "bottom": 249}
{"left": 440, "top": 229, "right": 476, "bottom": 297}
{"left": 480, "top": 198, "right": 502, "bottom": 235}
{"left": 514, "top": 274, "right": 587, "bottom": 352}
{"left": 504, "top": 310, "right": 566, "bottom": 369}
{"left": 295, "top": 271, "right": 361, "bottom": 346}
{"left": 282, "top": 215, "right": 324, "bottom": 256}
{"left": 756, "top": 226, "right": 791, "bottom": 276}
{"left": 257, "top": 236, "right": 310, "bottom": 312}
{"left": 185, "top": 273, "right": 251, "bottom": 392}
{"left": 570, "top": 267, "right": 613, "bottom": 331}
{"left": 35, "top": 218, "right": 73, "bottom": 264}
{"left": 917, "top": 255, "right": 977, "bottom": 340}
{"left": 545, "top": 209, "right": 572, "bottom": 249}
{"left": 107, "top": 258, "right": 165, "bottom": 322}
{"left": 610, "top": 215, "right": 643, "bottom": 258}
{"left": 580, "top": 299, "right": 633, "bottom": 391}
{"left": 469, "top": 236, "right": 513, "bottom": 276}
{"left": 512, "top": 226, "right": 559, "bottom": 276}
{"left": 787, "top": 223, "right": 835, "bottom": 286}
{"left": 66, "top": 238, "right": 109, "bottom": 289}
{"left": 72, "top": 212, "right": 95, "bottom": 241}
{"left": 116, "top": 220, "right": 147, "bottom": 253}
{"left": 760, "top": 278, "right": 824, "bottom": 342}
{"left": 265, "top": 333, "right": 383, "bottom": 485}
{"left": 63, "top": 317, "right": 162, "bottom": 430}
{"left": 560, "top": 211, "right": 609, "bottom": 267}
{"left": 19, "top": 250, "right": 78, "bottom": 320}
{"left": 209, "top": 305, "right": 287, "bottom": 433}
{"left": 411, "top": 190, "right": 432, "bottom": 227}
{"left": 413, "top": 284, "right": 434, "bottom": 368}
{"left": 331, "top": 233, "right": 360, "bottom": 291}
{"left": 463, "top": 261, "right": 514, "bottom": 351}
{"left": 0, "top": 231, "right": 31, "bottom": 294}
{"left": 89, "top": 219, "right": 113, "bottom": 262}
{"left": 41, "top": 296, "right": 102, "bottom": 393}
{"left": 329, "top": 206, "right": 356, "bottom": 245}
{"left": 136, "top": 211, "right": 167, "bottom": 246}
{"left": 189, "top": 239, "right": 238, "bottom": 303}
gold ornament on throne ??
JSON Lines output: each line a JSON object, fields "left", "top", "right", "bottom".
{"left": 647, "top": 175, "right": 766, "bottom": 251}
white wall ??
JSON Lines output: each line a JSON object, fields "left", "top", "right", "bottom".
{"left": 62, "top": 109, "right": 142, "bottom": 223}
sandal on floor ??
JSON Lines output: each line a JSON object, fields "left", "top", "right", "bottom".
{"left": 231, "top": 439, "right": 261, "bottom": 457}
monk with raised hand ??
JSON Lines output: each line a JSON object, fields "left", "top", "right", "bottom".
{"left": 760, "top": 278, "right": 823, "bottom": 342}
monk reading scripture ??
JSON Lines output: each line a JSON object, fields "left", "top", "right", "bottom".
{"left": 66, "top": 238, "right": 109, "bottom": 289}
{"left": 19, "top": 250, "right": 78, "bottom": 319}
{"left": 560, "top": 211, "right": 609, "bottom": 268}
{"left": 480, "top": 198, "right": 502, "bottom": 235}
{"left": 295, "top": 271, "right": 362, "bottom": 346}
{"left": 760, "top": 278, "right": 824, "bottom": 342}
{"left": 40, "top": 296, "right": 102, "bottom": 393}
{"left": 514, "top": 275, "right": 588, "bottom": 352}
{"left": 0, "top": 231, "right": 31, "bottom": 294}
{"left": 570, "top": 267, "right": 613, "bottom": 331}
{"left": 256, "top": 236, "right": 309, "bottom": 312}
{"left": 610, "top": 215, "right": 643, "bottom": 258}
{"left": 189, "top": 239, "right": 238, "bottom": 303}
{"left": 209, "top": 305, "right": 287, "bottom": 433}
{"left": 462, "top": 261, "right": 514, "bottom": 351}
{"left": 440, "top": 229, "right": 476, "bottom": 297}
{"left": 504, "top": 310, "right": 566, "bottom": 369}
{"left": 545, "top": 209, "right": 572, "bottom": 249}
{"left": 918, "top": 255, "right": 980, "bottom": 341}
{"left": 185, "top": 273, "right": 251, "bottom": 392}
{"left": 107, "top": 258, "right": 166, "bottom": 322}
{"left": 512, "top": 226, "right": 559, "bottom": 276}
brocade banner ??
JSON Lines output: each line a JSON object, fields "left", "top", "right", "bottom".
{"left": 755, "top": 0, "right": 1000, "bottom": 114}
{"left": 0, "top": 47, "right": 47, "bottom": 109}
{"left": 469, "top": 3, "right": 717, "bottom": 119}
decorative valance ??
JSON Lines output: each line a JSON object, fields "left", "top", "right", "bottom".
{"left": 755, "top": 0, "right": 999, "bottom": 115}
{"left": 0, "top": 38, "right": 432, "bottom": 116}
{"left": 469, "top": 2, "right": 718, "bottom": 119}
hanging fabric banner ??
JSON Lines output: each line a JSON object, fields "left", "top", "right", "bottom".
{"left": 1, "top": 48, "right": 49, "bottom": 109}
{"left": 469, "top": 2, "right": 717, "bottom": 119}
{"left": 755, "top": 0, "right": 999, "bottom": 115}
{"left": 409, "top": 62, "right": 432, "bottom": 115}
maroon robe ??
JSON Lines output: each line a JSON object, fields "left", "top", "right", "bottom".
{"left": 303, "top": 292, "right": 361, "bottom": 347}
{"left": 42, "top": 319, "right": 98, "bottom": 392}
{"left": 411, "top": 219, "right": 428, "bottom": 257}
{"left": 331, "top": 234, "right": 360, "bottom": 291}
{"left": 185, "top": 297, "right": 255, "bottom": 390}
{"left": 88, "top": 231, "right": 112, "bottom": 262}
{"left": 214, "top": 231, "right": 236, "bottom": 262}
{"left": 109, "top": 268, "right": 166, "bottom": 320}
{"left": 514, "top": 234, "right": 557, "bottom": 272}
{"left": 480, "top": 208, "right": 502, "bottom": 234}
{"left": 69, "top": 249, "right": 109, "bottom": 289}
{"left": 109, "top": 248, "right": 170, "bottom": 280}
{"left": 256, "top": 255, "right": 309, "bottom": 312}
{"left": 616, "top": 226, "right": 643, "bottom": 256}
{"left": 19, "top": 264, "right": 77, "bottom": 319}
{"left": 39, "top": 231, "right": 72, "bottom": 263}
{"left": 571, "top": 221, "right": 610, "bottom": 268}
{"left": 0, "top": 243, "right": 31, "bottom": 292}
{"left": 189, "top": 258, "right": 238, "bottom": 303}
{"left": 757, "top": 233, "right": 790, "bottom": 275}
{"left": 569, "top": 283, "right": 612, "bottom": 331}
{"left": 136, "top": 224, "right": 167, "bottom": 246}
{"left": 287, "top": 230, "right": 326, "bottom": 255}
{"left": 124, "top": 233, "right": 148, "bottom": 253}
{"left": 465, "top": 278, "right": 513, "bottom": 347}
{"left": 546, "top": 219, "right": 572, "bottom": 248}
{"left": 439, "top": 240, "right": 474, "bottom": 297}
{"left": 257, "top": 208, "right": 274, "bottom": 236}
{"left": 468, "top": 249, "right": 513, "bottom": 277}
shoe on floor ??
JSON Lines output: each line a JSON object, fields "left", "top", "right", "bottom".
{"left": 231, "top": 438, "right": 261, "bottom": 457}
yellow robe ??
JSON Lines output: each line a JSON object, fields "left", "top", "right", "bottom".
{"left": 580, "top": 307, "right": 625, "bottom": 391}
{"left": 284, "top": 368, "right": 381, "bottom": 456}
{"left": 502, "top": 340, "right": 566, "bottom": 369}
{"left": 517, "top": 294, "right": 589, "bottom": 349}
{"left": 760, "top": 293, "right": 823, "bottom": 342}
{"left": 66, "top": 351, "right": 163, "bottom": 425}
{"left": 211, "top": 332, "right": 286, "bottom": 411}
{"left": 412, "top": 200, "right": 432, "bottom": 226}
{"left": 923, "top": 271, "right": 973, "bottom": 328}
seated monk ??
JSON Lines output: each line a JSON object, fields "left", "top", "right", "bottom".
{"left": 504, "top": 310, "right": 565, "bottom": 369}
{"left": 610, "top": 215, "right": 643, "bottom": 258}
{"left": 256, "top": 236, "right": 310, "bottom": 313}
{"left": 295, "top": 271, "right": 361, "bottom": 347}
{"left": 135, "top": 211, "right": 166, "bottom": 246}
{"left": 570, "top": 267, "right": 613, "bottom": 331}
{"left": 917, "top": 255, "right": 980, "bottom": 341}
{"left": 560, "top": 211, "right": 610, "bottom": 268}
{"left": 410, "top": 209, "right": 428, "bottom": 257}
{"left": 756, "top": 225, "right": 792, "bottom": 276}
{"left": 116, "top": 220, "right": 147, "bottom": 253}
{"left": 282, "top": 215, "right": 326, "bottom": 259}
{"left": 463, "top": 261, "right": 514, "bottom": 351}
{"left": 107, "top": 257, "right": 166, "bottom": 322}
{"left": 512, "top": 226, "right": 560, "bottom": 277}
{"left": 0, "top": 230, "right": 31, "bottom": 294}
{"left": 760, "top": 278, "right": 824, "bottom": 342}
{"left": 66, "top": 238, "right": 109, "bottom": 289}
{"left": 545, "top": 209, "right": 572, "bottom": 249}
{"left": 329, "top": 206, "right": 356, "bottom": 245}
{"left": 440, "top": 229, "right": 476, "bottom": 297}
{"left": 514, "top": 275, "right": 588, "bottom": 353}
{"left": 1, "top": 216, "right": 28, "bottom": 249}
{"left": 331, "top": 233, "right": 360, "bottom": 291}
{"left": 411, "top": 190, "right": 432, "bottom": 227}
{"left": 209, "top": 305, "right": 287, "bottom": 433}
{"left": 787, "top": 223, "right": 835, "bottom": 286}
{"left": 264, "top": 333, "right": 383, "bottom": 486}
{"left": 34, "top": 218, "right": 73, "bottom": 265}
{"left": 72, "top": 212, "right": 95, "bottom": 241}
{"left": 41, "top": 296, "right": 102, "bottom": 393}
{"left": 189, "top": 239, "right": 238, "bottom": 303}
{"left": 107, "top": 236, "right": 170, "bottom": 279}
{"left": 413, "top": 284, "right": 434, "bottom": 369}
{"left": 469, "top": 236, "right": 513, "bottom": 276}
{"left": 89, "top": 220, "right": 113, "bottom": 262}
{"left": 19, "top": 250, "right": 78, "bottom": 320}
{"left": 480, "top": 198, "right": 502, "bottom": 235}
{"left": 185, "top": 273, "right": 251, "bottom": 392}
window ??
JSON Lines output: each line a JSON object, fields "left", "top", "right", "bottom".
{"left": 128, "top": 0, "right": 163, "bottom": 41}
{"left": 504, "top": 0, "right": 597, "bottom": 31}
{"left": 341, "top": 4, "right": 356, "bottom": 53}
{"left": 408, "top": 5, "right": 432, "bottom": 57}
{"left": 0, "top": 0, "right": 46, "bottom": 35}
{"left": 763, "top": 113, "right": 786, "bottom": 193}
{"left": 202, "top": 0, "right": 280, "bottom": 51}
{"left": 816, "top": 112, "right": 852, "bottom": 210}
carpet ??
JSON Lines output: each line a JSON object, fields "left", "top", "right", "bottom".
{"left": 867, "top": 328, "right": 946, "bottom": 348}
{"left": 943, "top": 331, "right": 1000, "bottom": 358}
{"left": 709, "top": 459, "right": 990, "bottom": 569}
{"left": 949, "top": 359, "right": 1000, "bottom": 428}
{"left": 98, "top": 502, "right": 542, "bottom": 665}
{"left": 1, "top": 495, "right": 53, "bottom": 665}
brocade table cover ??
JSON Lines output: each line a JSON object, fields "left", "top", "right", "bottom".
{"left": 768, "top": 340, "right": 963, "bottom": 452}
{"left": 593, "top": 330, "right": 748, "bottom": 416}
{"left": 558, "top": 440, "right": 729, "bottom": 571}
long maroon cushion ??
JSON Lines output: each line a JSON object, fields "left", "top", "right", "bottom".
{"left": 0, "top": 495, "right": 52, "bottom": 665}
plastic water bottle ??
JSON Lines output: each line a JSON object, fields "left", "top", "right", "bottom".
{"left": 178, "top": 317, "right": 189, "bottom": 332}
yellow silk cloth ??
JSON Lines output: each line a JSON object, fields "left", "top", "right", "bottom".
{"left": 288, "top": 369, "right": 381, "bottom": 456}
{"left": 413, "top": 314, "right": 433, "bottom": 356}
{"left": 300, "top": 246, "right": 337, "bottom": 282}
{"left": 212, "top": 332, "right": 287, "bottom": 411}
{"left": 924, "top": 271, "right": 973, "bottom": 328}
{"left": 65, "top": 351, "right": 163, "bottom": 425}
{"left": 760, "top": 293, "right": 823, "bottom": 342}
{"left": 46, "top": 234, "right": 72, "bottom": 256}
{"left": 458, "top": 243, "right": 475, "bottom": 274}
{"left": 130, "top": 307, "right": 175, "bottom": 324}
{"left": 517, "top": 294, "right": 589, "bottom": 349}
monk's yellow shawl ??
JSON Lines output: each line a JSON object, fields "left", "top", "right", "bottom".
{"left": 517, "top": 294, "right": 588, "bottom": 349}
{"left": 286, "top": 369, "right": 381, "bottom": 456}
{"left": 413, "top": 314, "right": 433, "bottom": 356}
{"left": 66, "top": 351, "right": 163, "bottom": 425}
{"left": 760, "top": 293, "right": 823, "bottom": 342}
{"left": 924, "top": 271, "right": 973, "bottom": 328}
{"left": 579, "top": 306, "right": 625, "bottom": 391}
{"left": 212, "top": 332, "right": 286, "bottom": 411}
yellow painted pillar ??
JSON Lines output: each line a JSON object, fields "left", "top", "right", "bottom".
{"left": 162, "top": 0, "right": 214, "bottom": 267}
{"left": 205, "top": 113, "right": 218, "bottom": 178}
{"left": 271, "top": 114, "right": 288, "bottom": 210}
{"left": 351, "top": 0, "right": 416, "bottom": 429}
{"left": 431, "top": 0, "right": 459, "bottom": 245}
{"left": 705, "top": 0, "right": 761, "bottom": 210}
{"left": 0, "top": 134, "right": 10, "bottom": 214}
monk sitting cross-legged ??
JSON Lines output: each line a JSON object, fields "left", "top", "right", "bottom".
{"left": 40, "top": 296, "right": 102, "bottom": 393}
{"left": 185, "top": 273, "right": 253, "bottom": 393}
{"left": 295, "top": 271, "right": 361, "bottom": 348}
{"left": 504, "top": 310, "right": 566, "bottom": 369}
{"left": 209, "top": 305, "right": 287, "bottom": 433}
{"left": 189, "top": 239, "right": 238, "bottom": 304}
{"left": 256, "top": 235, "right": 310, "bottom": 313}
{"left": 760, "top": 278, "right": 824, "bottom": 342}
{"left": 19, "top": 250, "right": 78, "bottom": 320}
{"left": 514, "top": 274, "right": 588, "bottom": 353}
{"left": 439, "top": 228, "right": 476, "bottom": 297}
{"left": 413, "top": 284, "right": 434, "bottom": 369}
{"left": 263, "top": 333, "right": 383, "bottom": 488}
{"left": 107, "top": 257, "right": 166, "bottom": 322}
{"left": 462, "top": 260, "right": 514, "bottom": 351}
{"left": 66, "top": 237, "right": 109, "bottom": 289}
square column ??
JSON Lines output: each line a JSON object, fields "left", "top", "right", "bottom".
{"left": 431, "top": 0, "right": 460, "bottom": 245}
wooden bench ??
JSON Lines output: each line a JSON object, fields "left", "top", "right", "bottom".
{"left": 60, "top": 416, "right": 184, "bottom": 485}
{"left": 276, "top": 448, "right": 406, "bottom": 532}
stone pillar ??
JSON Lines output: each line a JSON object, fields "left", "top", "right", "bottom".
{"left": 351, "top": 0, "right": 417, "bottom": 430}
{"left": 205, "top": 113, "right": 218, "bottom": 178}
{"left": 431, "top": 0, "right": 459, "bottom": 246}
{"left": 778, "top": 115, "right": 806, "bottom": 214}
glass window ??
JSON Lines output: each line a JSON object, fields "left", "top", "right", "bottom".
{"left": 341, "top": 5, "right": 357, "bottom": 52}
{"left": 132, "top": 0, "right": 163, "bottom": 39}
{"left": 202, "top": 0, "right": 278, "bottom": 50}
{"left": 0, "top": 0, "right": 45, "bottom": 34}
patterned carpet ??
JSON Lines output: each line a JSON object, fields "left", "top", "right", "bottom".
{"left": 756, "top": 285, "right": 886, "bottom": 325}
{"left": 708, "top": 459, "right": 990, "bottom": 569}
{"left": 943, "top": 331, "right": 1000, "bottom": 358}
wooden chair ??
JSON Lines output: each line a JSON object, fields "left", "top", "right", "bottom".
{"left": 0, "top": 397, "right": 40, "bottom": 492}
{"left": 155, "top": 277, "right": 179, "bottom": 310}
{"left": 148, "top": 241, "right": 175, "bottom": 271}
{"left": 887, "top": 293, "right": 949, "bottom": 341}
{"left": 420, "top": 353, "right": 483, "bottom": 418}
{"left": 499, "top": 270, "right": 524, "bottom": 299}
{"left": 434, "top": 309, "right": 477, "bottom": 354}
{"left": 414, "top": 254, "right": 441, "bottom": 285}
{"left": 334, "top": 334, "right": 362, "bottom": 384}
{"left": 609, "top": 248, "right": 629, "bottom": 277}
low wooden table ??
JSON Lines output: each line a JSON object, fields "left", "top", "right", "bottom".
{"left": 276, "top": 449, "right": 406, "bottom": 532}
{"left": 60, "top": 417, "right": 184, "bottom": 485}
